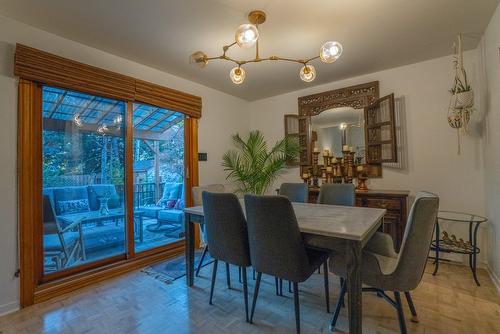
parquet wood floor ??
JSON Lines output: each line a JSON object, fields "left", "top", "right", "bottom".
{"left": 0, "top": 262, "right": 499, "bottom": 333}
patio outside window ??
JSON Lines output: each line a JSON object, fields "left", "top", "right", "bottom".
{"left": 41, "top": 87, "right": 185, "bottom": 273}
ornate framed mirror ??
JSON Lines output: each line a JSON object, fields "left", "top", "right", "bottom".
{"left": 285, "top": 81, "right": 398, "bottom": 180}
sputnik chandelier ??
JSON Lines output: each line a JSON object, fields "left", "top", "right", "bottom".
{"left": 190, "top": 10, "right": 342, "bottom": 84}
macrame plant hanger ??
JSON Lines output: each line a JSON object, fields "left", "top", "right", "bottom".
{"left": 447, "top": 34, "right": 474, "bottom": 155}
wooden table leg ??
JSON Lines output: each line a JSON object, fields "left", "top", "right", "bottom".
{"left": 185, "top": 213, "right": 195, "bottom": 286}
{"left": 345, "top": 241, "right": 363, "bottom": 334}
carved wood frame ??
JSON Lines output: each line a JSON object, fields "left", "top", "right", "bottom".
{"left": 297, "top": 81, "right": 381, "bottom": 176}
{"left": 298, "top": 81, "right": 379, "bottom": 117}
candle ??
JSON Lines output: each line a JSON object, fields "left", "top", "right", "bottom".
{"left": 313, "top": 147, "right": 319, "bottom": 153}
{"left": 323, "top": 149, "right": 330, "bottom": 156}
{"left": 343, "top": 145, "right": 349, "bottom": 152}
{"left": 332, "top": 157, "right": 337, "bottom": 164}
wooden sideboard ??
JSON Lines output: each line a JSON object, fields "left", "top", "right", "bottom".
{"left": 308, "top": 188, "right": 409, "bottom": 251}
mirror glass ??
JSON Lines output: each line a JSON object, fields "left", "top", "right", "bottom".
{"left": 311, "top": 107, "right": 365, "bottom": 164}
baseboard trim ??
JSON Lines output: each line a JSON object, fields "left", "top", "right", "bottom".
{"left": 0, "top": 301, "right": 20, "bottom": 317}
{"left": 486, "top": 265, "right": 500, "bottom": 293}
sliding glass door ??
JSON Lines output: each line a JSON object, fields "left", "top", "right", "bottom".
{"left": 42, "top": 86, "right": 127, "bottom": 273}
{"left": 132, "top": 103, "right": 185, "bottom": 253}
{"left": 40, "top": 88, "right": 187, "bottom": 274}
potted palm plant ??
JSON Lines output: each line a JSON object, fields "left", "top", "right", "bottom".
{"left": 222, "top": 130, "right": 300, "bottom": 195}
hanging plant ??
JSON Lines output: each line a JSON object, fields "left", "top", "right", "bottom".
{"left": 447, "top": 34, "right": 475, "bottom": 154}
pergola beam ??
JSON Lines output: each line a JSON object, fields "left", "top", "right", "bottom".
{"left": 147, "top": 110, "right": 176, "bottom": 131}
{"left": 42, "top": 118, "right": 171, "bottom": 141}
{"left": 48, "top": 91, "right": 67, "bottom": 117}
{"left": 95, "top": 101, "right": 121, "bottom": 123}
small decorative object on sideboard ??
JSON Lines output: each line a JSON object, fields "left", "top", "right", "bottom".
{"left": 356, "top": 165, "right": 368, "bottom": 191}
{"left": 431, "top": 211, "right": 487, "bottom": 286}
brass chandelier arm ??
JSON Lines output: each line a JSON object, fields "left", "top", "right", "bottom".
{"left": 203, "top": 39, "right": 314, "bottom": 67}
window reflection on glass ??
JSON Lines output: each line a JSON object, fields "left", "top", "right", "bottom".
{"left": 42, "top": 86, "right": 126, "bottom": 274}
{"left": 132, "top": 103, "right": 185, "bottom": 253}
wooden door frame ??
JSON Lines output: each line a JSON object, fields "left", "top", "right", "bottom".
{"left": 18, "top": 81, "right": 199, "bottom": 307}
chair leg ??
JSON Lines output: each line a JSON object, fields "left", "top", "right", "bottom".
{"left": 253, "top": 269, "right": 256, "bottom": 280}
{"left": 275, "top": 277, "right": 279, "bottom": 295}
{"left": 404, "top": 291, "right": 419, "bottom": 323}
{"left": 293, "top": 282, "right": 301, "bottom": 334}
{"left": 239, "top": 267, "right": 242, "bottom": 284}
{"left": 209, "top": 259, "right": 218, "bottom": 305}
{"left": 323, "top": 261, "right": 330, "bottom": 313}
{"left": 394, "top": 292, "right": 408, "bottom": 334}
{"left": 339, "top": 277, "right": 345, "bottom": 308}
{"left": 250, "top": 272, "right": 262, "bottom": 324}
{"left": 279, "top": 279, "right": 283, "bottom": 296}
{"left": 329, "top": 278, "right": 347, "bottom": 331}
{"left": 195, "top": 245, "right": 208, "bottom": 277}
{"left": 226, "top": 262, "right": 231, "bottom": 289}
{"left": 242, "top": 267, "right": 249, "bottom": 322}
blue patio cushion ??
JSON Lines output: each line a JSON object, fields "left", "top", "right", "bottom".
{"left": 43, "top": 232, "right": 79, "bottom": 251}
{"left": 51, "top": 186, "right": 90, "bottom": 215}
{"left": 159, "top": 183, "right": 183, "bottom": 204}
{"left": 87, "top": 184, "right": 120, "bottom": 211}
{"left": 139, "top": 206, "right": 163, "bottom": 218}
{"left": 158, "top": 209, "right": 184, "bottom": 224}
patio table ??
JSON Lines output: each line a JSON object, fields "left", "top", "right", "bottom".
{"left": 58, "top": 209, "right": 145, "bottom": 242}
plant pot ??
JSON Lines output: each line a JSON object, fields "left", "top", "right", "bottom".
{"left": 451, "top": 90, "right": 474, "bottom": 109}
{"left": 447, "top": 113, "right": 462, "bottom": 129}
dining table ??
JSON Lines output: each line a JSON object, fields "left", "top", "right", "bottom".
{"left": 184, "top": 201, "right": 386, "bottom": 334}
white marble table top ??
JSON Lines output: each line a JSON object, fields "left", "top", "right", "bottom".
{"left": 184, "top": 201, "right": 386, "bottom": 242}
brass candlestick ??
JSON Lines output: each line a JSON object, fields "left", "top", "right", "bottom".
{"left": 356, "top": 165, "right": 369, "bottom": 191}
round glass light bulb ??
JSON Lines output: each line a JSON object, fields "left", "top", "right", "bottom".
{"left": 230, "top": 67, "right": 246, "bottom": 84}
{"left": 189, "top": 51, "right": 208, "bottom": 68}
{"left": 299, "top": 65, "right": 316, "bottom": 82}
{"left": 339, "top": 122, "right": 347, "bottom": 130}
{"left": 235, "top": 24, "right": 259, "bottom": 48}
{"left": 319, "top": 41, "right": 343, "bottom": 63}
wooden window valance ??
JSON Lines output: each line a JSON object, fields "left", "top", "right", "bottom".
{"left": 14, "top": 44, "right": 202, "bottom": 118}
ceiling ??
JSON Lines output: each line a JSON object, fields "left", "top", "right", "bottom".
{"left": 0, "top": 0, "right": 498, "bottom": 101}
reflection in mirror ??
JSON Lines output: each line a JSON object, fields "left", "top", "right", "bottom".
{"left": 311, "top": 107, "right": 365, "bottom": 165}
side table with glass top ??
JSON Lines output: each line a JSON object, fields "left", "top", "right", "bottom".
{"left": 431, "top": 211, "right": 487, "bottom": 286}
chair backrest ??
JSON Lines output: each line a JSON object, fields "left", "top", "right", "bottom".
{"left": 394, "top": 191, "right": 439, "bottom": 290}
{"left": 87, "top": 184, "right": 120, "bottom": 210}
{"left": 317, "top": 183, "right": 355, "bottom": 206}
{"left": 42, "top": 193, "right": 60, "bottom": 235}
{"left": 244, "top": 194, "right": 311, "bottom": 282}
{"left": 192, "top": 184, "right": 225, "bottom": 206}
{"left": 160, "top": 183, "right": 183, "bottom": 202}
{"left": 279, "top": 183, "right": 308, "bottom": 203}
{"left": 202, "top": 192, "right": 251, "bottom": 267}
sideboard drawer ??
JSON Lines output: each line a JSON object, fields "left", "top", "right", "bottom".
{"left": 355, "top": 190, "right": 409, "bottom": 251}
{"left": 360, "top": 197, "right": 402, "bottom": 211}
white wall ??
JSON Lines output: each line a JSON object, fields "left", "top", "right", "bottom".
{"left": 0, "top": 14, "right": 249, "bottom": 315}
{"left": 0, "top": 6, "right": 498, "bottom": 315}
{"left": 482, "top": 3, "right": 500, "bottom": 288}
{"left": 249, "top": 51, "right": 488, "bottom": 264}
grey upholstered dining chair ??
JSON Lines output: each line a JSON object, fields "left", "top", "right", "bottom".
{"left": 244, "top": 194, "right": 330, "bottom": 334}
{"left": 192, "top": 184, "right": 225, "bottom": 277}
{"left": 202, "top": 192, "right": 252, "bottom": 322}
{"left": 317, "top": 183, "right": 355, "bottom": 206}
{"left": 279, "top": 183, "right": 308, "bottom": 203}
{"left": 329, "top": 191, "right": 439, "bottom": 334}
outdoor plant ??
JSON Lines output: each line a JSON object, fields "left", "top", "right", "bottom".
{"left": 222, "top": 130, "right": 299, "bottom": 195}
